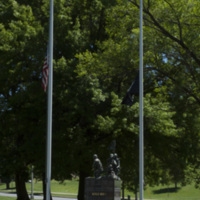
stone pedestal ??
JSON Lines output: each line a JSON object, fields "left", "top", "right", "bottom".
{"left": 85, "top": 177, "right": 121, "bottom": 200}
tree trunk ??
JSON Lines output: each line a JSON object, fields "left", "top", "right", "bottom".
{"left": 42, "top": 173, "right": 46, "bottom": 200}
{"left": 135, "top": 188, "right": 138, "bottom": 200}
{"left": 122, "top": 181, "right": 125, "bottom": 200}
{"left": 78, "top": 170, "right": 89, "bottom": 200}
{"left": 15, "top": 172, "right": 30, "bottom": 200}
{"left": 135, "top": 191, "right": 138, "bottom": 200}
{"left": 6, "top": 180, "right": 10, "bottom": 189}
{"left": 175, "top": 181, "right": 178, "bottom": 189}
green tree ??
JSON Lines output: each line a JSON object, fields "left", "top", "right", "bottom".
{"left": 131, "top": 0, "right": 200, "bottom": 187}
{"left": 0, "top": 1, "right": 45, "bottom": 199}
{"left": 77, "top": 0, "right": 200, "bottom": 189}
{"left": 92, "top": 92, "right": 178, "bottom": 198}
{"left": 1, "top": 1, "right": 113, "bottom": 199}
{"left": 1, "top": 1, "right": 200, "bottom": 200}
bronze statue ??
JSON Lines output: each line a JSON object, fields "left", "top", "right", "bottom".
{"left": 114, "top": 153, "right": 120, "bottom": 178}
{"left": 93, "top": 154, "right": 103, "bottom": 179}
{"left": 107, "top": 153, "right": 120, "bottom": 180}
{"left": 92, "top": 153, "right": 120, "bottom": 180}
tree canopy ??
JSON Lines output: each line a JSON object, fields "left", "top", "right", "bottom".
{"left": 0, "top": 0, "right": 200, "bottom": 200}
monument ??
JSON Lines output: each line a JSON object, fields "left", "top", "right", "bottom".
{"left": 85, "top": 153, "right": 121, "bottom": 200}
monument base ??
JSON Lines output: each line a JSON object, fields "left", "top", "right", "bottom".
{"left": 85, "top": 177, "right": 121, "bottom": 200}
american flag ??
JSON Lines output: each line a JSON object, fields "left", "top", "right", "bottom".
{"left": 42, "top": 55, "right": 49, "bottom": 92}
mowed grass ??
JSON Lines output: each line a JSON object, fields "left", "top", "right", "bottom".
{"left": 26, "top": 179, "right": 79, "bottom": 195}
{"left": 143, "top": 183, "right": 200, "bottom": 200}
{"left": 0, "top": 179, "right": 78, "bottom": 199}
{"left": 0, "top": 196, "right": 15, "bottom": 200}
{"left": 1, "top": 180, "right": 200, "bottom": 200}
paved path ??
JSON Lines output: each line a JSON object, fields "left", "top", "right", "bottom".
{"left": 0, "top": 192, "right": 77, "bottom": 200}
{"left": 0, "top": 192, "right": 155, "bottom": 200}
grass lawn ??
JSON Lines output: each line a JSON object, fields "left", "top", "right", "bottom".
{"left": 143, "top": 183, "right": 200, "bottom": 200}
{"left": 1, "top": 180, "right": 200, "bottom": 200}
{"left": 0, "top": 197, "right": 15, "bottom": 200}
{"left": 26, "top": 179, "right": 78, "bottom": 196}
{"left": 0, "top": 179, "right": 78, "bottom": 199}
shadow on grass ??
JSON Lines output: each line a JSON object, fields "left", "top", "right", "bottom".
{"left": 33, "top": 192, "right": 43, "bottom": 196}
{"left": 0, "top": 191, "right": 16, "bottom": 194}
{"left": 0, "top": 187, "right": 16, "bottom": 191}
{"left": 153, "top": 187, "right": 180, "bottom": 194}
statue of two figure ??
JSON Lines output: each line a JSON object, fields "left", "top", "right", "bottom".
{"left": 92, "top": 153, "right": 120, "bottom": 180}
{"left": 107, "top": 153, "right": 120, "bottom": 180}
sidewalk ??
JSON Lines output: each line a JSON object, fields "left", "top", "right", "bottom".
{"left": 0, "top": 192, "right": 77, "bottom": 200}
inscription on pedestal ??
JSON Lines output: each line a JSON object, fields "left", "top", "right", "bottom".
{"left": 85, "top": 178, "right": 121, "bottom": 200}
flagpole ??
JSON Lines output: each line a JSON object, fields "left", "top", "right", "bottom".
{"left": 139, "top": 0, "right": 144, "bottom": 200}
{"left": 46, "top": 0, "right": 53, "bottom": 200}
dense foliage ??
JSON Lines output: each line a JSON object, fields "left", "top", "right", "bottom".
{"left": 0, "top": 0, "right": 200, "bottom": 200}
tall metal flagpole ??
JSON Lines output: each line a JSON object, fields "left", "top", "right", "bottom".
{"left": 46, "top": 0, "right": 54, "bottom": 200}
{"left": 139, "top": 0, "right": 144, "bottom": 200}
